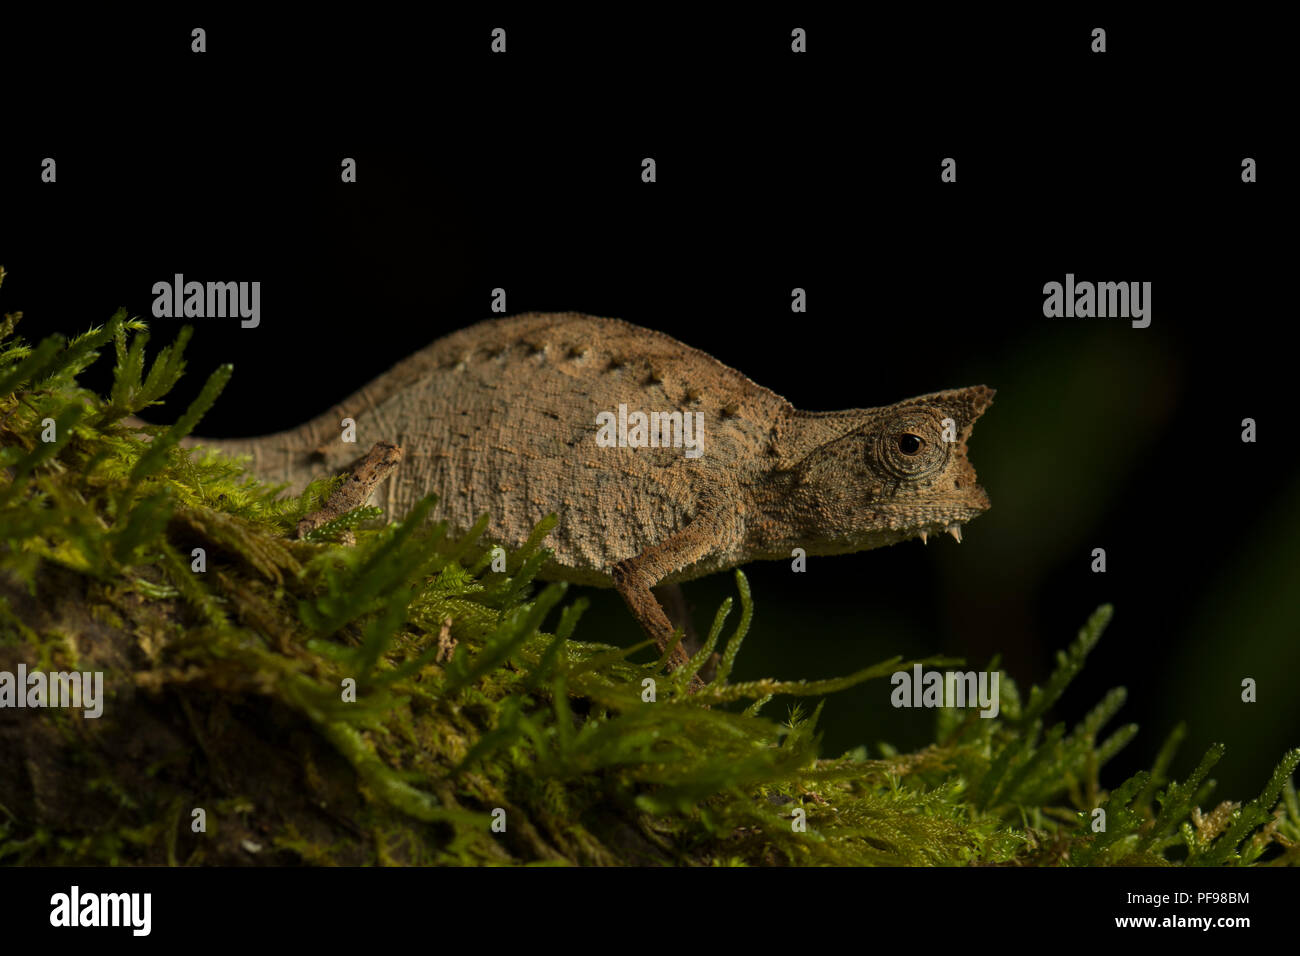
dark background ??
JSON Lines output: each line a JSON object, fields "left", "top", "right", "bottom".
{"left": 0, "top": 12, "right": 1293, "bottom": 801}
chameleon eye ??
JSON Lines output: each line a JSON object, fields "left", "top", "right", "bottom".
{"left": 897, "top": 433, "right": 923, "bottom": 456}
{"left": 875, "top": 413, "right": 950, "bottom": 479}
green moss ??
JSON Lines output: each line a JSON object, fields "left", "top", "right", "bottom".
{"left": 0, "top": 271, "right": 1296, "bottom": 866}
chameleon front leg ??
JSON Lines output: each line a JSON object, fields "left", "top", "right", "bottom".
{"left": 651, "top": 583, "right": 698, "bottom": 651}
{"left": 611, "top": 502, "right": 742, "bottom": 682}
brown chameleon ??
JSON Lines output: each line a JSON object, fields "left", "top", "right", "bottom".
{"left": 186, "top": 313, "right": 994, "bottom": 669}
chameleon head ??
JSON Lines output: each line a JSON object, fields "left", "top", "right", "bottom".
{"left": 787, "top": 385, "right": 995, "bottom": 554}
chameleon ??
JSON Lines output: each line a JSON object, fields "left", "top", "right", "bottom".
{"left": 184, "top": 312, "right": 994, "bottom": 671}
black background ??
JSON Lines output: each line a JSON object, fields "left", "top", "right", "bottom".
{"left": 0, "top": 8, "right": 1294, "bottom": 874}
